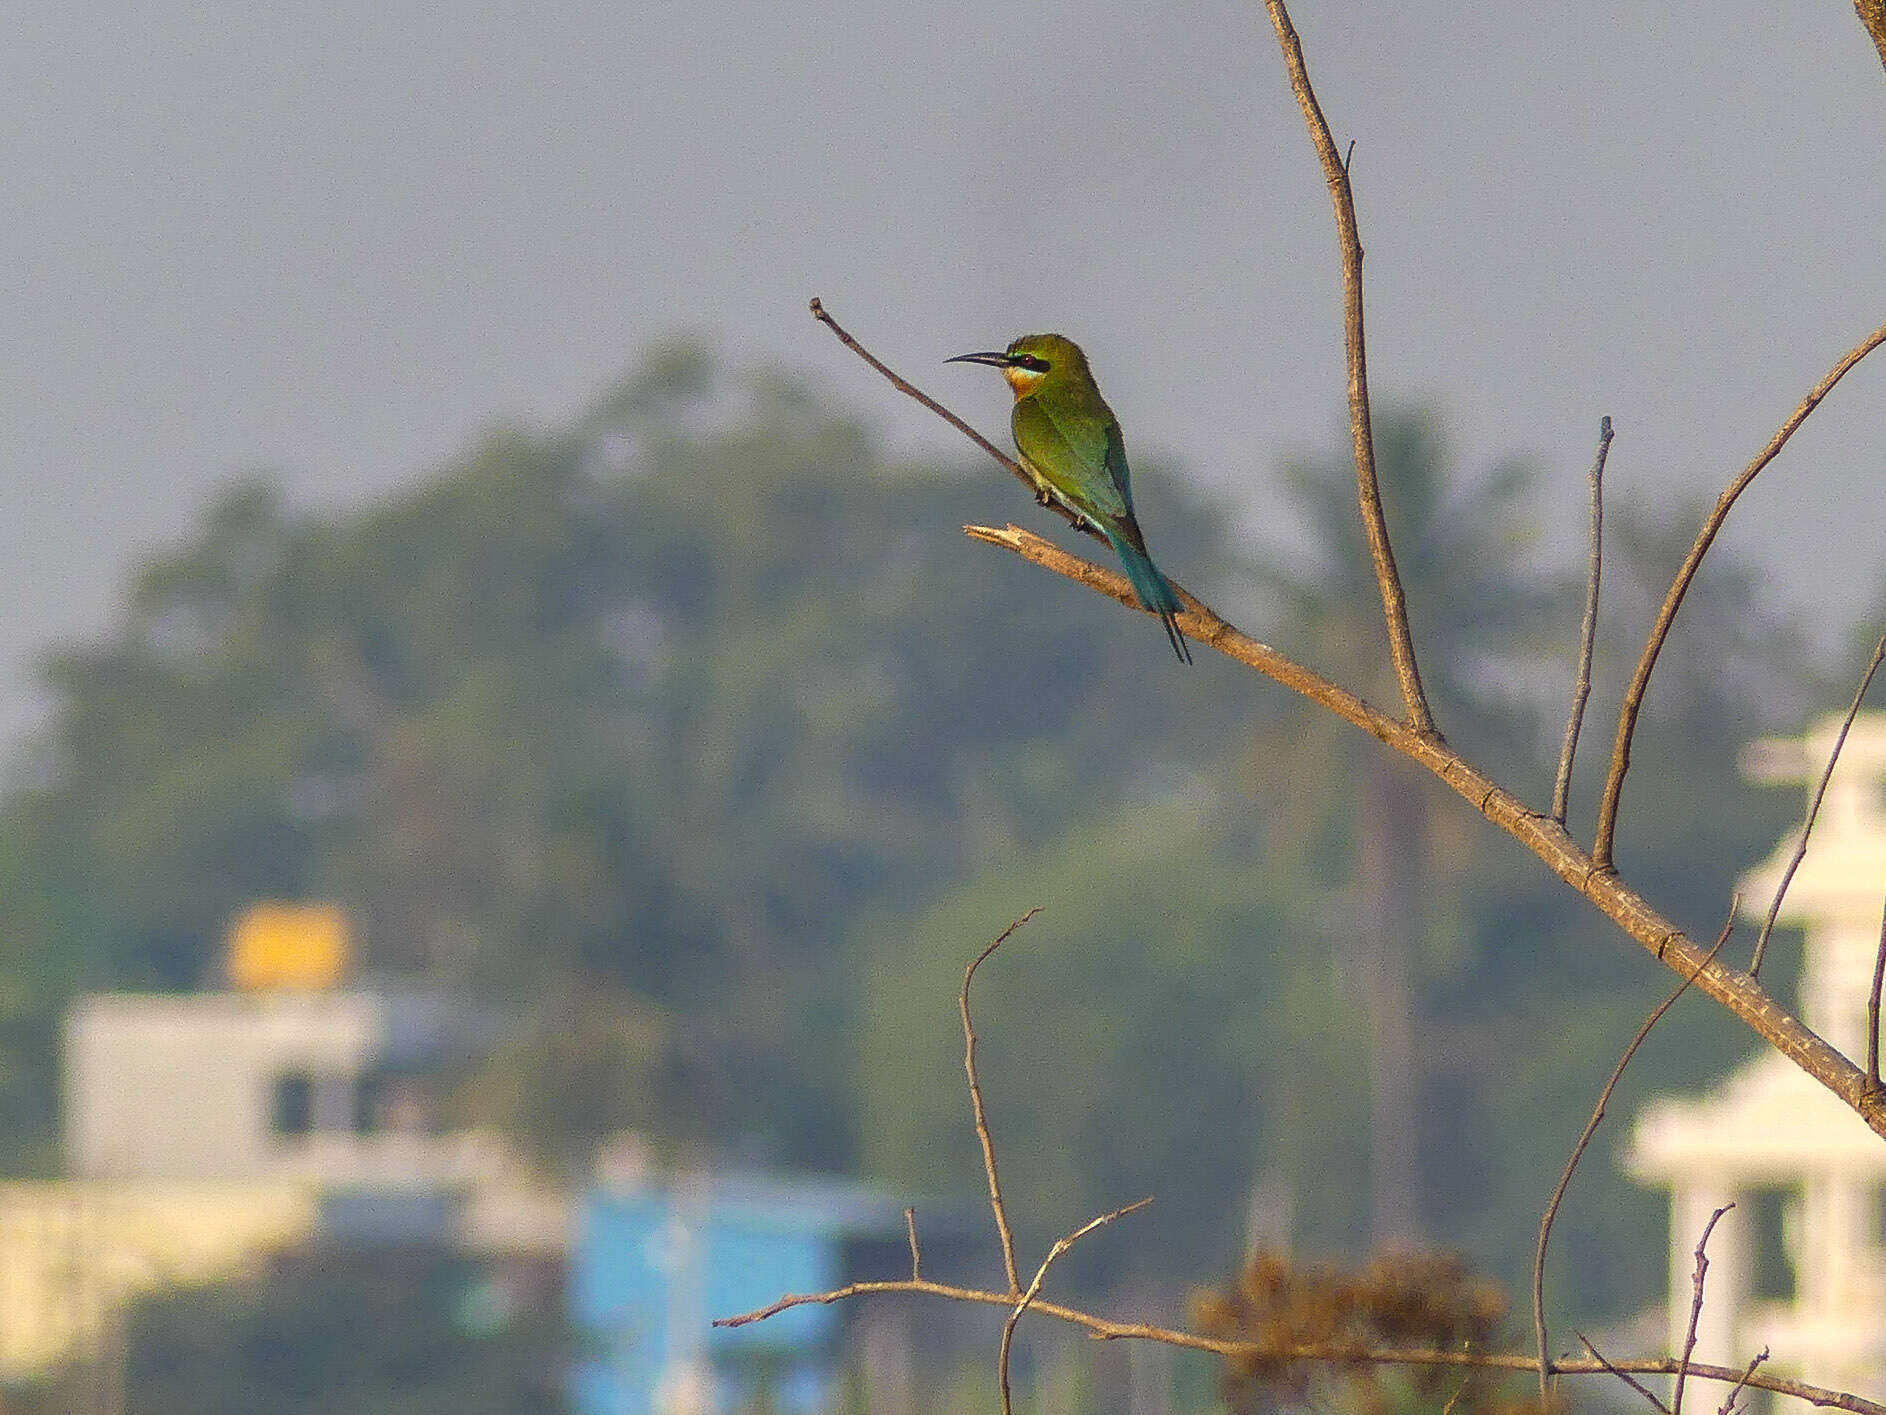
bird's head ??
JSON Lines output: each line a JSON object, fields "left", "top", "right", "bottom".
{"left": 947, "top": 333, "right": 1087, "bottom": 398}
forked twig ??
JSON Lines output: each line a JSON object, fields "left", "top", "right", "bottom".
{"left": 963, "top": 908, "right": 1039, "bottom": 1295}
{"left": 1260, "top": 0, "right": 1435, "bottom": 736}
{"left": 997, "top": 1198, "right": 1153, "bottom": 1415}
{"left": 1535, "top": 908, "right": 1735, "bottom": 1399}
{"left": 1594, "top": 316, "right": 1886, "bottom": 869}
{"left": 1751, "top": 635, "right": 1886, "bottom": 976}
{"left": 1717, "top": 1347, "right": 1770, "bottom": 1415}
{"left": 1553, "top": 416, "right": 1612, "bottom": 824}
{"left": 1673, "top": 1204, "right": 1735, "bottom": 1415}
{"left": 809, "top": 299, "right": 1106, "bottom": 544}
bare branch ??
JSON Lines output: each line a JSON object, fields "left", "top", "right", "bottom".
{"left": 1593, "top": 315, "right": 1886, "bottom": 868}
{"left": 1553, "top": 416, "right": 1612, "bottom": 824}
{"left": 998, "top": 1198, "right": 1153, "bottom": 1415}
{"left": 1717, "top": 1347, "right": 1770, "bottom": 1415}
{"left": 1870, "top": 890, "right": 1886, "bottom": 1093}
{"left": 808, "top": 298, "right": 1106, "bottom": 544}
{"left": 714, "top": 1277, "right": 1886, "bottom": 1415}
{"left": 963, "top": 519, "right": 1886, "bottom": 1139}
{"left": 1751, "top": 634, "right": 1886, "bottom": 976}
{"left": 905, "top": 1206, "right": 921, "bottom": 1281}
{"left": 1576, "top": 1328, "right": 1682, "bottom": 1415}
{"left": 1260, "top": 0, "right": 1435, "bottom": 735}
{"left": 1578, "top": 1329, "right": 1672, "bottom": 1415}
{"left": 1535, "top": 907, "right": 1735, "bottom": 1400}
{"left": 1673, "top": 1204, "right": 1735, "bottom": 1415}
{"left": 963, "top": 908, "right": 1038, "bottom": 1295}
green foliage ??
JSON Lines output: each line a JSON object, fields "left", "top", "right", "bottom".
{"left": 0, "top": 339, "right": 1259, "bottom": 1172}
{"left": 859, "top": 803, "right": 1361, "bottom": 1284}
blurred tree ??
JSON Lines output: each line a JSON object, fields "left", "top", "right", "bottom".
{"left": 58, "top": 1248, "right": 566, "bottom": 1415}
{"left": 0, "top": 339, "right": 1260, "bottom": 1173}
{"left": 1261, "top": 411, "right": 1573, "bottom": 1247}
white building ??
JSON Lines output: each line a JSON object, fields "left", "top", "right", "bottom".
{"left": 1628, "top": 711, "right": 1886, "bottom": 1401}
{"left": 0, "top": 905, "right": 565, "bottom": 1380}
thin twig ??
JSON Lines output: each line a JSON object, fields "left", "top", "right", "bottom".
{"left": 1751, "top": 634, "right": 1886, "bottom": 976}
{"left": 1553, "top": 416, "right": 1612, "bottom": 824}
{"left": 1260, "top": 0, "right": 1435, "bottom": 736}
{"left": 962, "top": 519, "right": 1886, "bottom": 1140}
{"left": 808, "top": 298, "right": 1106, "bottom": 544}
{"left": 963, "top": 909, "right": 1038, "bottom": 1295}
{"left": 905, "top": 1206, "right": 921, "bottom": 1281}
{"left": 1578, "top": 1330, "right": 1672, "bottom": 1414}
{"left": 1594, "top": 315, "right": 1886, "bottom": 869}
{"left": 1535, "top": 907, "right": 1735, "bottom": 1401}
{"left": 713, "top": 1277, "right": 1886, "bottom": 1415}
{"left": 1673, "top": 1204, "right": 1735, "bottom": 1415}
{"left": 1870, "top": 891, "right": 1886, "bottom": 1093}
{"left": 1717, "top": 1347, "right": 1770, "bottom": 1415}
{"left": 997, "top": 1198, "right": 1153, "bottom": 1415}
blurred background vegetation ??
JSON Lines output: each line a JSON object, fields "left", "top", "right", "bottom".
{"left": 0, "top": 336, "right": 1858, "bottom": 1346}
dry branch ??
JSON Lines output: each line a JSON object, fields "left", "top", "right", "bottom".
{"left": 962, "top": 909, "right": 1036, "bottom": 1294}
{"left": 962, "top": 518, "right": 1886, "bottom": 1139}
{"left": 1871, "top": 892, "right": 1886, "bottom": 1092}
{"left": 1552, "top": 417, "right": 1611, "bottom": 824}
{"left": 1534, "top": 910, "right": 1734, "bottom": 1400}
{"left": 714, "top": 1276, "right": 1886, "bottom": 1415}
{"left": 997, "top": 1198, "right": 1153, "bottom": 1415}
{"left": 1260, "top": 0, "right": 1435, "bottom": 735}
{"left": 1593, "top": 317, "right": 1886, "bottom": 869}
{"left": 1673, "top": 1205, "right": 1735, "bottom": 1415}
{"left": 1578, "top": 1330, "right": 1671, "bottom": 1414}
{"left": 1751, "top": 635, "right": 1886, "bottom": 976}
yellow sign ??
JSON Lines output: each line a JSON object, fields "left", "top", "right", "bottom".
{"left": 226, "top": 903, "right": 350, "bottom": 991}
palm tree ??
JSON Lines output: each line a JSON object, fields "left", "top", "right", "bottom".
{"left": 1262, "top": 409, "right": 1571, "bottom": 1246}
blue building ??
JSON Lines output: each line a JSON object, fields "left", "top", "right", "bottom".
{"left": 571, "top": 1174, "right": 942, "bottom": 1415}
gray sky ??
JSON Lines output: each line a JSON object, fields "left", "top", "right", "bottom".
{"left": 5, "top": 1, "right": 1884, "bottom": 755}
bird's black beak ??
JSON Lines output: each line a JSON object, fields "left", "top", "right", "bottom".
{"left": 946, "top": 351, "right": 1013, "bottom": 368}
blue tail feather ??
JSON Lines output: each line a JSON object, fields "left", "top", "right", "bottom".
{"left": 1103, "top": 528, "right": 1192, "bottom": 665}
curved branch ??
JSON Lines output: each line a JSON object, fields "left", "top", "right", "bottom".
{"left": 1534, "top": 909, "right": 1734, "bottom": 1401}
{"left": 963, "top": 520, "right": 1886, "bottom": 1140}
{"left": 1261, "top": 0, "right": 1434, "bottom": 735}
{"left": 1592, "top": 315, "right": 1886, "bottom": 868}
{"left": 963, "top": 909, "right": 1037, "bottom": 1295}
{"left": 1749, "top": 635, "right": 1886, "bottom": 976}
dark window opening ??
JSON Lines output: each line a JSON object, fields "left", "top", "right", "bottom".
{"left": 271, "top": 1071, "right": 313, "bottom": 1137}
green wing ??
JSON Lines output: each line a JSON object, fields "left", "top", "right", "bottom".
{"left": 1102, "top": 422, "right": 1139, "bottom": 518}
{"left": 1012, "top": 396, "right": 1129, "bottom": 524}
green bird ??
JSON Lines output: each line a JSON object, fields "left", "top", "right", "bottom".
{"left": 949, "top": 333, "right": 1192, "bottom": 664}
